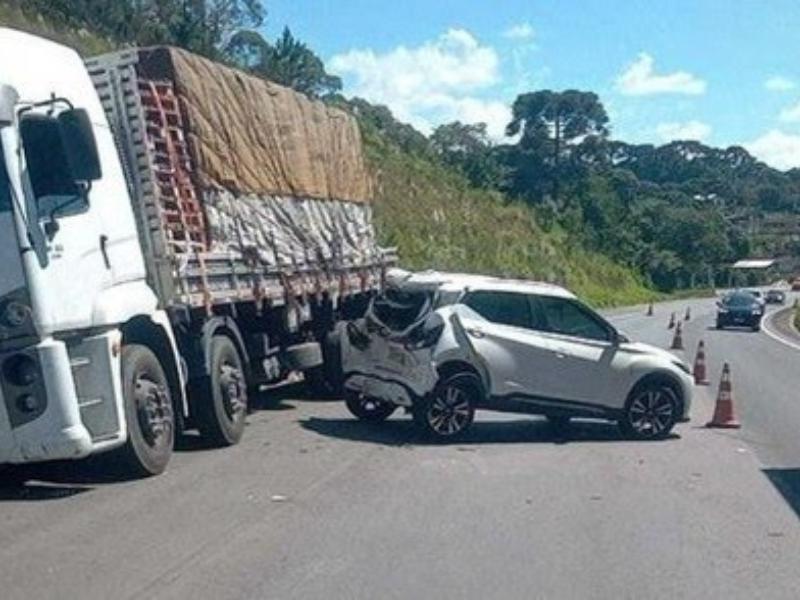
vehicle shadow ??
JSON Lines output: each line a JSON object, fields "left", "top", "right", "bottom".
{"left": 0, "top": 379, "right": 332, "bottom": 495}
{"left": 763, "top": 468, "right": 800, "bottom": 520}
{"left": 300, "top": 416, "right": 680, "bottom": 447}
{"left": 705, "top": 326, "right": 758, "bottom": 333}
{"left": 0, "top": 455, "right": 131, "bottom": 500}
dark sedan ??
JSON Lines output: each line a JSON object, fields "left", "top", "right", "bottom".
{"left": 716, "top": 291, "right": 764, "bottom": 331}
{"left": 765, "top": 289, "right": 786, "bottom": 304}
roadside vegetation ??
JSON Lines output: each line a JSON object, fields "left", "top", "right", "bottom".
{"left": 5, "top": 1, "right": 799, "bottom": 305}
{"left": 359, "top": 116, "right": 652, "bottom": 306}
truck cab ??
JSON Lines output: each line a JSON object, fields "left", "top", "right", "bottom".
{"left": 0, "top": 28, "right": 183, "bottom": 474}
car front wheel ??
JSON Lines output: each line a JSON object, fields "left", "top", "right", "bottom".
{"left": 619, "top": 381, "right": 679, "bottom": 441}
{"left": 413, "top": 373, "right": 478, "bottom": 441}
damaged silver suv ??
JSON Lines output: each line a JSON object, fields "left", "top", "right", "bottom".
{"left": 340, "top": 271, "right": 693, "bottom": 441}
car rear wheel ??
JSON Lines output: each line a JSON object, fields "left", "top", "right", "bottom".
{"left": 619, "top": 381, "right": 679, "bottom": 441}
{"left": 344, "top": 390, "right": 396, "bottom": 422}
{"left": 413, "top": 373, "right": 478, "bottom": 441}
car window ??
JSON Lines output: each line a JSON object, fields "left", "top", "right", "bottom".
{"left": 462, "top": 290, "right": 532, "bottom": 329}
{"left": 536, "top": 296, "right": 612, "bottom": 342}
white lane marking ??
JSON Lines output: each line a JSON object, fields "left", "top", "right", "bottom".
{"left": 761, "top": 309, "right": 800, "bottom": 353}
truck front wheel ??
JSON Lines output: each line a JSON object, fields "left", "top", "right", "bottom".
{"left": 196, "top": 335, "right": 248, "bottom": 446}
{"left": 117, "top": 345, "right": 175, "bottom": 477}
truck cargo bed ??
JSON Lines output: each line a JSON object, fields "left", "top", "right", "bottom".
{"left": 85, "top": 49, "right": 392, "bottom": 311}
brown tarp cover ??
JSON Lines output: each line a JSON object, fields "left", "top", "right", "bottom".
{"left": 137, "top": 47, "right": 371, "bottom": 203}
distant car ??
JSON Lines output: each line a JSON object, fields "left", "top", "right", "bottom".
{"left": 765, "top": 289, "right": 786, "bottom": 304}
{"left": 340, "top": 271, "right": 693, "bottom": 441}
{"left": 716, "top": 291, "right": 764, "bottom": 331}
{"left": 792, "top": 279, "right": 800, "bottom": 292}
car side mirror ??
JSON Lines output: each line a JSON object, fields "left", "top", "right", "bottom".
{"left": 57, "top": 109, "right": 102, "bottom": 183}
{"left": 613, "top": 331, "right": 630, "bottom": 345}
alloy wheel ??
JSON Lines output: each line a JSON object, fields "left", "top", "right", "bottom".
{"left": 427, "top": 383, "right": 472, "bottom": 436}
{"left": 627, "top": 388, "right": 675, "bottom": 438}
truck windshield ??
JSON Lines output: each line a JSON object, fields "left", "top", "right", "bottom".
{"left": 0, "top": 136, "right": 12, "bottom": 213}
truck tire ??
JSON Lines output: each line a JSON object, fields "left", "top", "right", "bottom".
{"left": 196, "top": 335, "right": 248, "bottom": 446}
{"left": 284, "top": 342, "right": 324, "bottom": 371}
{"left": 344, "top": 390, "right": 396, "bottom": 422}
{"left": 115, "top": 345, "right": 174, "bottom": 477}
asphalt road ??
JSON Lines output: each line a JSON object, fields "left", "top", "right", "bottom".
{"left": 2, "top": 293, "right": 800, "bottom": 600}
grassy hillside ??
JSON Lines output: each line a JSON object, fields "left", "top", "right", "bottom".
{"left": 363, "top": 126, "right": 653, "bottom": 307}
{"left": 0, "top": 4, "right": 112, "bottom": 55}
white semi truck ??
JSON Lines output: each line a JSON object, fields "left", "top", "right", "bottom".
{"left": 0, "top": 28, "right": 390, "bottom": 476}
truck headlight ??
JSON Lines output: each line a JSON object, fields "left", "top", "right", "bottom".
{"left": 2, "top": 354, "right": 39, "bottom": 387}
{"left": 1, "top": 301, "right": 31, "bottom": 328}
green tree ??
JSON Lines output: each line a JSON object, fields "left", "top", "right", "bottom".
{"left": 430, "top": 121, "right": 506, "bottom": 189}
{"left": 227, "top": 27, "right": 342, "bottom": 97}
{"left": 21, "top": 0, "right": 265, "bottom": 58}
{"left": 506, "top": 90, "right": 609, "bottom": 204}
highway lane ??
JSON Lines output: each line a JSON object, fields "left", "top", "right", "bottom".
{"left": 608, "top": 293, "right": 800, "bottom": 469}
{"left": 1, "top": 293, "right": 799, "bottom": 599}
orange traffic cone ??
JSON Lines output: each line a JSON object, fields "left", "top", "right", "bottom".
{"left": 670, "top": 321, "right": 684, "bottom": 350}
{"left": 706, "top": 363, "right": 740, "bottom": 429}
{"left": 684, "top": 306, "right": 691, "bottom": 321}
{"left": 693, "top": 340, "right": 709, "bottom": 385}
{"left": 668, "top": 312, "right": 676, "bottom": 329}
{"left": 646, "top": 302, "right": 654, "bottom": 316}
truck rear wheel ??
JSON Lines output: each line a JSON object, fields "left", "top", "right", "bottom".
{"left": 116, "top": 345, "right": 174, "bottom": 477}
{"left": 196, "top": 335, "right": 248, "bottom": 446}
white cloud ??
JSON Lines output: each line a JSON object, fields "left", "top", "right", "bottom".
{"left": 503, "top": 22, "right": 535, "bottom": 41}
{"left": 765, "top": 76, "right": 796, "bottom": 92}
{"left": 779, "top": 101, "right": 800, "bottom": 123}
{"left": 329, "top": 29, "right": 511, "bottom": 140}
{"left": 615, "top": 53, "right": 706, "bottom": 96}
{"left": 746, "top": 130, "right": 800, "bottom": 170}
{"left": 655, "top": 120, "right": 712, "bottom": 142}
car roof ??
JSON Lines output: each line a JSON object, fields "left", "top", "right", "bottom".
{"left": 386, "top": 269, "right": 577, "bottom": 300}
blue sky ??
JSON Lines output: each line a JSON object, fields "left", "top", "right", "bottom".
{"left": 262, "top": 0, "right": 800, "bottom": 169}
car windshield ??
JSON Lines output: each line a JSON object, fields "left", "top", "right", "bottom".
{"left": 725, "top": 294, "right": 756, "bottom": 307}
{"left": 0, "top": 136, "right": 11, "bottom": 213}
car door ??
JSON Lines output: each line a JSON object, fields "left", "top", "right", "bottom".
{"left": 460, "top": 290, "right": 562, "bottom": 400}
{"left": 531, "top": 295, "right": 626, "bottom": 408}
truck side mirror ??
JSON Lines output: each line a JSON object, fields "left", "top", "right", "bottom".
{"left": 0, "top": 84, "right": 19, "bottom": 125}
{"left": 57, "top": 109, "right": 101, "bottom": 183}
